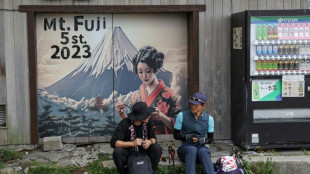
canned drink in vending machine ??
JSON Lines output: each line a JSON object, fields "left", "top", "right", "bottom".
{"left": 256, "top": 61, "right": 262, "bottom": 71}
{"left": 262, "top": 60, "right": 268, "bottom": 70}
{"left": 300, "top": 44, "right": 305, "bottom": 55}
{"left": 278, "top": 45, "right": 284, "bottom": 55}
{"left": 273, "top": 60, "right": 278, "bottom": 70}
{"left": 305, "top": 60, "right": 310, "bottom": 70}
{"left": 289, "top": 45, "right": 295, "bottom": 55}
{"left": 278, "top": 60, "right": 284, "bottom": 70}
{"left": 262, "top": 45, "right": 268, "bottom": 56}
{"left": 267, "top": 45, "right": 273, "bottom": 55}
{"left": 306, "top": 45, "right": 310, "bottom": 55}
{"left": 272, "top": 45, "right": 278, "bottom": 55}
{"left": 289, "top": 60, "right": 294, "bottom": 70}
{"left": 295, "top": 44, "right": 300, "bottom": 55}
{"left": 283, "top": 60, "right": 289, "bottom": 70}
{"left": 300, "top": 60, "right": 305, "bottom": 70}
{"left": 256, "top": 45, "right": 262, "bottom": 56}
{"left": 294, "top": 60, "right": 300, "bottom": 70}
{"left": 284, "top": 45, "right": 290, "bottom": 55}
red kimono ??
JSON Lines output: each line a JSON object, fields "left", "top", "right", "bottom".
{"left": 130, "top": 80, "right": 181, "bottom": 134}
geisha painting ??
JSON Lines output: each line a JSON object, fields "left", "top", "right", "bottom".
{"left": 36, "top": 13, "right": 188, "bottom": 138}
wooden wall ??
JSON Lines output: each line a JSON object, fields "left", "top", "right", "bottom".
{"left": 0, "top": 0, "right": 308, "bottom": 145}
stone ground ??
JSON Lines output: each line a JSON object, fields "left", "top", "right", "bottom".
{"left": 1, "top": 136, "right": 310, "bottom": 174}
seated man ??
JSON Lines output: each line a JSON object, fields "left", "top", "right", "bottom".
{"left": 174, "top": 92, "right": 214, "bottom": 174}
{"left": 110, "top": 102, "right": 162, "bottom": 174}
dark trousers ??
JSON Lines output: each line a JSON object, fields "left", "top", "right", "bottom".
{"left": 113, "top": 143, "right": 162, "bottom": 174}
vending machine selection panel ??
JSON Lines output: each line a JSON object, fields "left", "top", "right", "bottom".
{"left": 250, "top": 16, "right": 310, "bottom": 76}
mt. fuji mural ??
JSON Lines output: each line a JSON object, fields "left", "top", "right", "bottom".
{"left": 44, "top": 27, "right": 172, "bottom": 100}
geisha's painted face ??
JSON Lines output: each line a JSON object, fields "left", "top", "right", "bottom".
{"left": 137, "top": 62, "right": 156, "bottom": 86}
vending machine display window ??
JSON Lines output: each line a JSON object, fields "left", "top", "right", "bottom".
{"left": 250, "top": 16, "right": 310, "bottom": 76}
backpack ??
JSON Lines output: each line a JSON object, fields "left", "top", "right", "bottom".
{"left": 127, "top": 121, "right": 154, "bottom": 174}
{"left": 128, "top": 152, "right": 154, "bottom": 174}
{"left": 215, "top": 156, "right": 243, "bottom": 174}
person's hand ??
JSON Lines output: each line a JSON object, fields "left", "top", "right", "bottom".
{"left": 115, "top": 102, "right": 127, "bottom": 120}
{"left": 193, "top": 137, "right": 199, "bottom": 143}
{"left": 142, "top": 140, "right": 152, "bottom": 149}
{"left": 132, "top": 138, "right": 143, "bottom": 147}
{"left": 197, "top": 137, "right": 205, "bottom": 145}
{"left": 186, "top": 134, "right": 196, "bottom": 143}
{"left": 151, "top": 107, "right": 164, "bottom": 121}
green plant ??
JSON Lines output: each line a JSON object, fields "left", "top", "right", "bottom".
{"left": 242, "top": 159, "right": 253, "bottom": 174}
{"left": 269, "top": 149, "right": 279, "bottom": 156}
{"left": 301, "top": 148, "right": 309, "bottom": 155}
{"left": 0, "top": 148, "right": 22, "bottom": 162}
{"left": 251, "top": 161, "right": 265, "bottom": 174}
{"left": 27, "top": 161, "right": 77, "bottom": 174}
{"left": 87, "top": 160, "right": 118, "bottom": 174}
{"left": 264, "top": 157, "right": 276, "bottom": 174}
{"left": 250, "top": 158, "right": 276, "bottom": 174}
{"left": 97, "top": 153, "right": 112, "bottom": 161}
{"left": 0, "top": 161, "right": 5, "bottom": 170}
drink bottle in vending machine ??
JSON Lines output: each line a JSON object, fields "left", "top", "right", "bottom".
{"left": 256, "top": 24, "right": 262, "bottom": 40}
{"left": 262, "top": 24, "right": 268, "bottom": 40}
{"left": 267, "top": 24, "right": 273, "bottom": 40}
{"left": 273, "top": 24, "right": 278, "bottom": 39}
{"left": 278, "top": 23, "right": 283, "bottom": 40}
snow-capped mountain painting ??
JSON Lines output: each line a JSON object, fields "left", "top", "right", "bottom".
{"left": 37, "top": 13, "right": 188, "bottom": 138}
{"left": 38, "top": 27, "right": 174, "bottom": 138}
{"left": 45, "top": 27, "right": 172, "bottom": 100}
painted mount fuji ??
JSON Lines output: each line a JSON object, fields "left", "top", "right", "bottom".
{"left": 44, "top": 27, "right": 172, "bottom": 100}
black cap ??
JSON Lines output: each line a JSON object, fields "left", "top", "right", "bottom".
{"left": 127, "top": 102, "right": 155, "bottom": 121}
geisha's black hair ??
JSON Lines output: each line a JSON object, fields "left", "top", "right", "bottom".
{"left": 132, "top": 46, "right": 164, "bottom": 74}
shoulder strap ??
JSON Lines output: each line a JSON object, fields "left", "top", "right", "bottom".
{"left": 130, "top": 121, "right": 148, "bottom": 151}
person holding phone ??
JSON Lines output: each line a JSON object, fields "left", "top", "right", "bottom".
{"left": 173, "top": 92, "right": 214, "bottom": 174}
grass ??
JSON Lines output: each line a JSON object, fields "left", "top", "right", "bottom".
{"left": 27, "top": 161, "right": 77, "bottom": 174}
{"left": 269, "top": 149, "right": 279, "bottom": 156}
{"left": 0, "top": 161, "right": 4, "bottom": 170}
{"left": 247, "top": 157, "right": 276, "bottom": 174}
{"left": 0, "top": 148, "right": 22, "bottom": 172}
{"left": 0, "top": 148, "right": 22, "bottom": 162}
{"left": 301, "top": 148, "right": 310, "bottom": 155}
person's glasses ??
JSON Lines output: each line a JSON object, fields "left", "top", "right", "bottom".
{"left": 190, "top": 96, "right": 205, "bottom": 103}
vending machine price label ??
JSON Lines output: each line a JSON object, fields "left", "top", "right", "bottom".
{"left": 282, "top": 75, "right": 305, "bottom": 97}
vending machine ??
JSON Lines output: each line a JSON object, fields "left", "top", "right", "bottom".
{"left": 231, "top": 10, "right": 310, "bottom": 149}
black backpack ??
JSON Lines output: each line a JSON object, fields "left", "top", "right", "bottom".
{"left": 128, "top": 152, "right": 154, "bottom": 174}
{"left": 127, "top": 121, "right": 154, "bottom": 174}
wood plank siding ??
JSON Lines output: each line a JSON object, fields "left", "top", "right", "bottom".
{"left": 0, "top": 0, "right": 309, "bottom": 145}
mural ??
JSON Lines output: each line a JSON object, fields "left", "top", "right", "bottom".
{"left": 36, "top": 13, "right": 188, "bottom": 138}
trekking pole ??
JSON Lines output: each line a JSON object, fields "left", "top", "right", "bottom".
{"left": 168, "top": 146, "right": 171, "bottom": 173}
{"left": 171, "top": 144, "right": 175, "bottom": 174}
{"left": 235, "top": 150, "right": 253, "bottom": 174}
{"left": 168, "top": 144, "right": 176, "bottom": 174}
